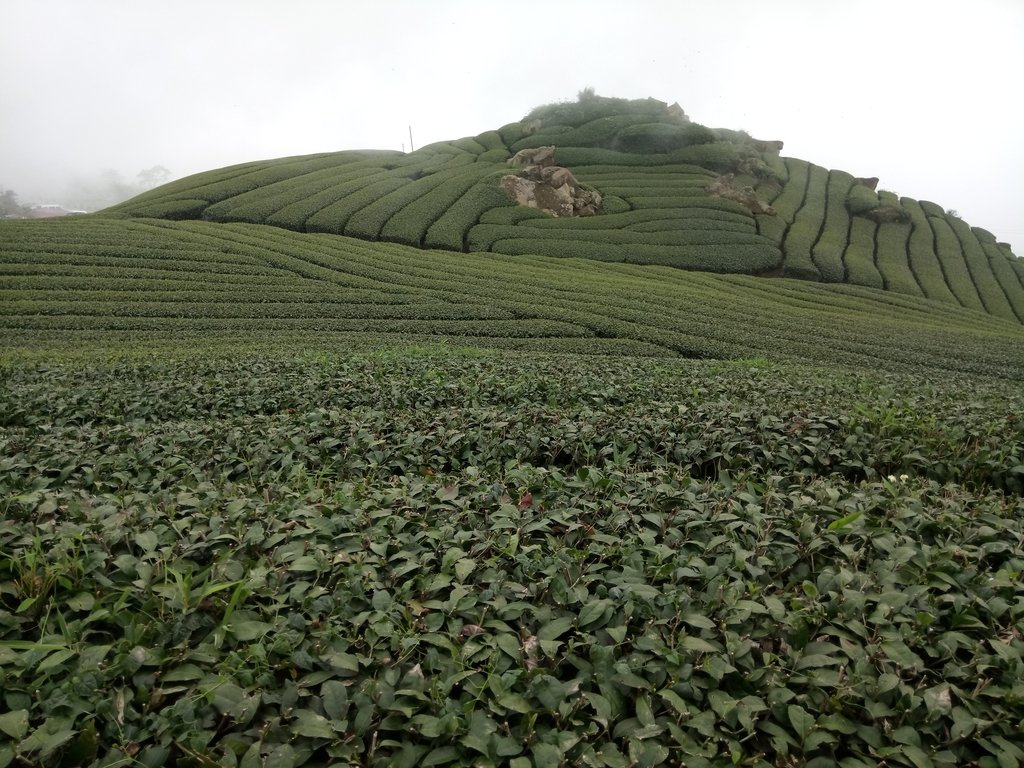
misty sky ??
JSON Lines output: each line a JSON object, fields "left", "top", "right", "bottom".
{"left": 2, "top": 0, "right": 1022, "bottom": 253}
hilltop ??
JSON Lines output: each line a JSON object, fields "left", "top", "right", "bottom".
{"left": 102, "top": 93, "right": 1024, "bottom": 325}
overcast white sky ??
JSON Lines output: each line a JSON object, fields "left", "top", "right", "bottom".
{"left": 2, "top": 0, "right": 1022, "bottom": 252}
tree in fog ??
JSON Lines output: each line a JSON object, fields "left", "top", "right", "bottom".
{"left": 0, "top": 189, "right": 29, "bottom": 217}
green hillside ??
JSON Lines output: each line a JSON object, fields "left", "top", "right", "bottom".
{"left": 103, "top": 94, "right": 1024, "bottom": 323}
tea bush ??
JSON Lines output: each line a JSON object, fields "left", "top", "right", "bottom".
{"left": 902, "top": 198, "right": 958, "bottom": 304}
{"left": 423, "top": 176, "right": 511, "bottom": 251}
{"left": 946, "top": 215, "right": 1018, "bottom": 321}
{"left": 843, "top": 218, "right": 884, "bottom": 289}
{"left": 379, "top": 166, "right": 497, "bottom": 247}
{"left": 846, "top": 184, "right": 880, "bottom": 216}
{"left": 874, "top": 219, "right": 923, "bottom": 297}
{"left": 928, "top": 214, "right": 985, "bottom": 311}
{"left": 982, "top": 242, "right": 1024, "bottom": 322}
{"left": 811, "top": 170, "right": 854, "bottom": 282}
{"left": 614, "top": 122, "right": 716, "bottom": 154}
{"left": 769, "top": 159, "right": 810, "bottom": 225}
{"left": 1, "top": 351, "right": 1023, "bottom": 766}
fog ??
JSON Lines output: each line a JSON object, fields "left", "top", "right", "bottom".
{"left": 2, "top": 0, "right": 1022, "bottom": 252}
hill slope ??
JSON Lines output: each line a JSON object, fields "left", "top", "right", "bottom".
{"left": 103, "top": 94, "right": 1024, "bottom": 324}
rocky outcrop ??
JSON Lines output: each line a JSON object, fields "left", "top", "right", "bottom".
{"left": 854, "top": 176, "right": 880, "bottom": 190}
{"left": 751, "top": 139, "right": 785, "bottom": 154}
{"left": 508, "top": 146, "right": 557, "bottom": 168}
{"left": 667, "top": 102, "right": 690, "bottom": 122}
{"left": 707, "top": 174, "right": 775, "bottom": 215}
{"left": 501, "top": 146, "right": 602, "bottom": 217}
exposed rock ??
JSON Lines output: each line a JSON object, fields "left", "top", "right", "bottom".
{"left": 499, "top": 175, "right": 537, "bottom": 208}
{"left": 522, "top": 118, "right": 543, "bottom": 136}
{"left": 737, "top": 155, "right": 782, "bottom": 182}
{"left": 854, "top": 176, "right": 880, "bottom": 190}
{"left": 509, "top": 145, "right": 556, "bottom": 168}
{"left": 751, "top": 139, "right": 785, "bottom": 154}
{"left": 667, "top": 102, "right": 690, "bottom": 122}
{"left": 707, "top": 174, "right": 775, "bottom": 215}
{"left": 501, "top": 147, "right": 602, "bottom": 217}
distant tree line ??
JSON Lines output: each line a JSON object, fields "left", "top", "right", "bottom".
{"left": 1, "top": 189, "right": 30, "bottom": 218}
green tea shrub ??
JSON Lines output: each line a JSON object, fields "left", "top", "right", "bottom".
{"left": 846, "top": 184, "right": 880, "bottom": 215}
{"left": 601, "top": 185, "right": 706, "bottom": 199}
{"left": 525, "top": 94, "right": 669, "bottom": 128}
{"left": 490, "top": 237, "right": 626, "bottom": 261}
{"left": 523, "top": 208, "right": 749, "bottom": 232}
{"left": 478, "top": 206, "right": 550, "bottom": 225}
{"left": 524, "top": 102, "right": 588, "bottom": 127}
{"left": 103, "top": 166, "right": 258, "bottom": 212}
{"left": 168, "top": 153, "right": 397, "bottom": 208}
{"left": 844, "top": 217, "right": 884, "bottom": 289}
{"left": 622, "top": 242, "right": 782, "bottom": 272}
{"left": 497, "top": 121, "right": 528, "bottom": 147}
{"left": 507, "top": 125, "right": 574, "bottom": 153}
{"left": 424, "top": 176, "right": 511, "bottom": 251}
{"left": 550, "top": 147, "right": 672, "bottom": 167}
{"left": 614, "top": 122, "right": 715, "bottom": 153}
{"left": 872, "top": 221, "right": 921, "bottom": 299}
{"left": 474, "top": 130, "right": 507, "bottom": 152}
{"left": 578, "top": 176, "right": 710, "bottom": 191}
{"left": 379, "top": 165, "right": 497, "bottom": 246}
{"left": 450, "top": 136, "right": 487, "bottom": 155}
{"left": 972, "top": 226, "right": 997, "bottom": 244}
{"left": 477, "top": 148, "right": 511, "bottom": 163}
{"left": 627, "top": 197, "right": 750, "bottom": 215}
{"left": 668, "top": 143, "right": 740, "bottom": 172}
{"left": 946, "top": 215, "right": 1018, "bottom": 321}
{"left": 760, "top": 153, "right": 788, "bottom": 183}
{"left": 578, "top": 163, "right": 713, "bottom": 177}
{"left": 469, "top": 223, "right": 767, "bottom": 249}
{"left": 982, "top": 242, "right": 1024, "bottom": 321}
{"left": 601, "top": 195, "right": 632, "bottom": 214}
{"left": 264, "top": 171, "right": 397, "bottom": 231}
{"left": 811, "top": 170, "right": 854, "bottom": 282}
{"left": 201, "top": 165, "right": 374, "bottom": 225}
{"left": 901, "top": 198, "right": 958, "bottom": 304}
{"left": 755, "top": 213, "right": 786, "bottom": 243}
{"left": 305, "top": 178, "right": 410, "bottom": 235}
{"left": 540, "top": 115, "right": 640, "bottom": 149}
{"left": 627, "top": 218, "right": 755, "bottom": 234}
{"left": 928, "top": 215, "right": 985, "bottom": 311}
{"left": 782, "top": 219, "right": 822, "bottom": 280}
{"left": 126, "top": 199, "right": 209, "bottom": 220}
{"left": 770, "top": 159, "right": 810, "bottom": 224}
{"left": 781, "top": 164, "right": 828, "bottom": 280}
{"left": 344, "top": 171, "right": 456, "bottom": 240}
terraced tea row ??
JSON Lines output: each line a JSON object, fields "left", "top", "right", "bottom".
{"left": 2, "top": 217, "right": 1023, "bottom": 379}
{"left": 764, "top": 158, "right": 1023, "bottom": 320}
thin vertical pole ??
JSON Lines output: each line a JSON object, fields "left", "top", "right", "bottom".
{"left": 408, "top": 126, "right": 414, "bottom": 153}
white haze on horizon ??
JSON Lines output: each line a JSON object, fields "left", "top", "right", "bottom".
{"left": 2, "top": 0, "right": 1022, "bottom": 253}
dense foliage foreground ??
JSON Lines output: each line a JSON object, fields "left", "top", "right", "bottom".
{"left": 1, "top": 349, "right": 1023, "bottom": 767}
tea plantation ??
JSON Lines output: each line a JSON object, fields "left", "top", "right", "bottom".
{"left": 103, "top": 95, "right": 1024, "bottom": 325}
{"left": 1, "top": 93, "right": 1024, "bottom": 767}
